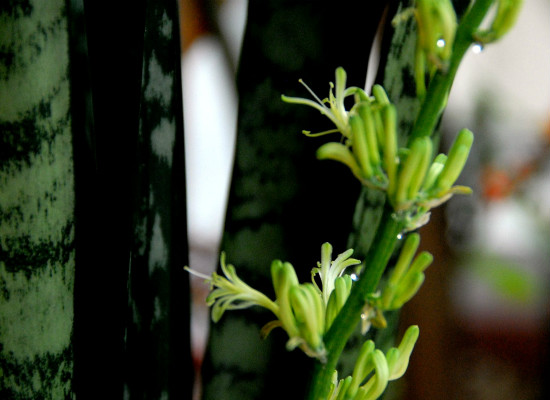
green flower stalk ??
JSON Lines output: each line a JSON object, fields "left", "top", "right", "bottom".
{"left": 192, "top": 3, "right": 524, "bottom": 399}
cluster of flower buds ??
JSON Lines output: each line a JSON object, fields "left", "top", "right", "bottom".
{"left": 188, "top": 243, "right": 424, "bottom": 394}
{"left": 282, "top": 67, "right": 474, "bottom": 231}
{"left": 379, "top": 233, "right": 433, "bottom": 310}
{"left": 392, "top": 128, "right": 474, "bottom": 230}
{"left": 328, "top": 325, "right": 419, "bottom": 400}
{"left": 188, "top": 238, "right": 429, "bottom": 369}
{"left": 475, "top": 0, "right": 524, "bottom": 44}
{"left": 392, "top": 0, "right": 457, "bottom": 98}
{"left": 187, "top": 243, "right": 361, "bottom": 361}
{"left": 361, "top": 233, "right": 433, "bottom": 333}
{"left": 267, "top": 258, "right": 329, "bottom": 359}
{"left": 282, "top": 68, "right": 396, "bottom": 191}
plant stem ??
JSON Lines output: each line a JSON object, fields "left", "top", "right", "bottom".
{"left": 307, "top": 206, "right": 405, "bottom": 400}
{"left": 409, "top": 0, "right": 496, "bottom": 143}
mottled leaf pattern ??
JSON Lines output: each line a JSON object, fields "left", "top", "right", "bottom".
{"left": 0, "top": 0, "right": 75, "bottom": 398}
{"left": 1, "top": 0, "right": 193, "bottom": 399}
{"left": 123, "top": 0, "right": 193, "bottom": 399}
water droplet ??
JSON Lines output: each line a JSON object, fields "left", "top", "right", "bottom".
{"left": 350, "top": 273, "right": 358, "bottom": 281}
{"left": 361, "top": 313, "right": 368, "bottom": 320}
{"left": 472, "top": 43, "right": 484, "bottom": 54}
{"left": 397, "top": 233, "right": 403, "bottom": 240}
{"left": 436, "top": 38, "right": 446, "bottom": 48}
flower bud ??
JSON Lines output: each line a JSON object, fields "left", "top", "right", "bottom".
{"left": 434, "top": 128, "right": 473, "bottom": 194}
{"left": 360, "top": 350, "right": 390, "bottom": 400}
{"left": 383, "top": 105, "right": 398, "bottom": 196}
{"left": 350, "top": 114, "right": 374, "bottom": 178}
{"left": 325, "top": 275, "right": 352, "bottom": 330}
{"left": 372, "top": 84, "right": 390, "bottom": 106}
{"left": 349, "top": 340, "right": 376, "bottom": 397}
{"left": 316, "top": 142, "right": 364, "bottom": 182}
{"left": 289, "top": 283, "right": 325, "bottom": 356}
{"left": 394, "top": 138, "right": 427, "bottom": 209}
{"left": 476, "top": 0, "right": 524, "bottom": 43}
{"left": 387, "top": 325, "right": 420, "bottom": 380}
{"left": 407, "top": 137, "right": 433, "bottom": 200}
{"left": 422, "top": 153, "right": 447, "bottom": 191}
{"left": 357, "top": 103, "right": 381, "bottom": 167}
{"left": 271, "top": 260, "right": 300, "bottom": 337}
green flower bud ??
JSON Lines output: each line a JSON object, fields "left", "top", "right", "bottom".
{"left": 389, "top": 234, "right": 420, "bottom": 287}
{"left": 422, "top": 153, "right": 447, "bottom": 191}
{"left": 411, "top": 0, "right": 457, "bottom": 97}
{"left": 387, "top": 325, "right": 420, "bottom": 380}
{"left": 416, "top": 0, "right": 457, "bottom": 62}
{"left": 289, "top": 283, "right": 325, "bottom": 357}
{"left": 372, "top": 84, "right": 390, "bottom": 106}
{"left": 476, "top": 0, "right": 524, "bottom": 44}
{"left": 349, "top": 340, "right": 376, "bottom": 397}
{"left": 333, "top": 67, "right": 348, "bottom": 122}
{"left": 372, "top": 107, "right": 386, "bottom": 153}
{"left": 382, "top": 234, "right": 433, "bottom": 310}
{"left": 394, "top": 139, "right": 428, "bottom": 209}
{"left": 407, "top": 137, "right": 433, "bottom": 200}
{"left": 316, "top": 142, "right": 364, "bottom": 183}
{"left": 325, "top": 275, "right": 352, "bottom": 330}
{"left": 391, "top": 272, "right": 425, "bottom": 309}
{"left": 383, "top": 105, "right": 398, "bottom": 196}
{"left": 354, "top": 88, "right": 371, "bottom": 103}
{"left": 360, "top": 350, "right": 390, "bottom": 400}
{"left": 332, "top": 375, "right": 353, "bottom": 400}
{"left": 271, "top": 260, "right": 300, "bottom": 338}
{"left": 350, "top": 114, "right": 374, "bottom": 178}
{"left": 357, "top": 103, "right": 381, "bottom": 167}
{"left": 434, "top": 128, "right": 473, "bottom": 194}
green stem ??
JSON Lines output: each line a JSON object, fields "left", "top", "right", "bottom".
{"left": 409, "top": 0, "right": 496, "bottom": 143}
{"left": 307, "top": 206, "right": 405, "bottom": 400}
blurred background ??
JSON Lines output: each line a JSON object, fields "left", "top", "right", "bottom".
{"left": 179, "top": 1, "right": 550, "bottom": 399}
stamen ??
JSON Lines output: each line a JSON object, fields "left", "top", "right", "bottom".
{"left": 184, "top": 266, "right": 212, "bottom": 281}
{"left": 299, "top": 79, "right": 327, "bottom": 106}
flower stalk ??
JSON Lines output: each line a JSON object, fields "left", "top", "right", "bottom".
{"left": 189, "top": 1, "right": 524, "bottom": 399}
